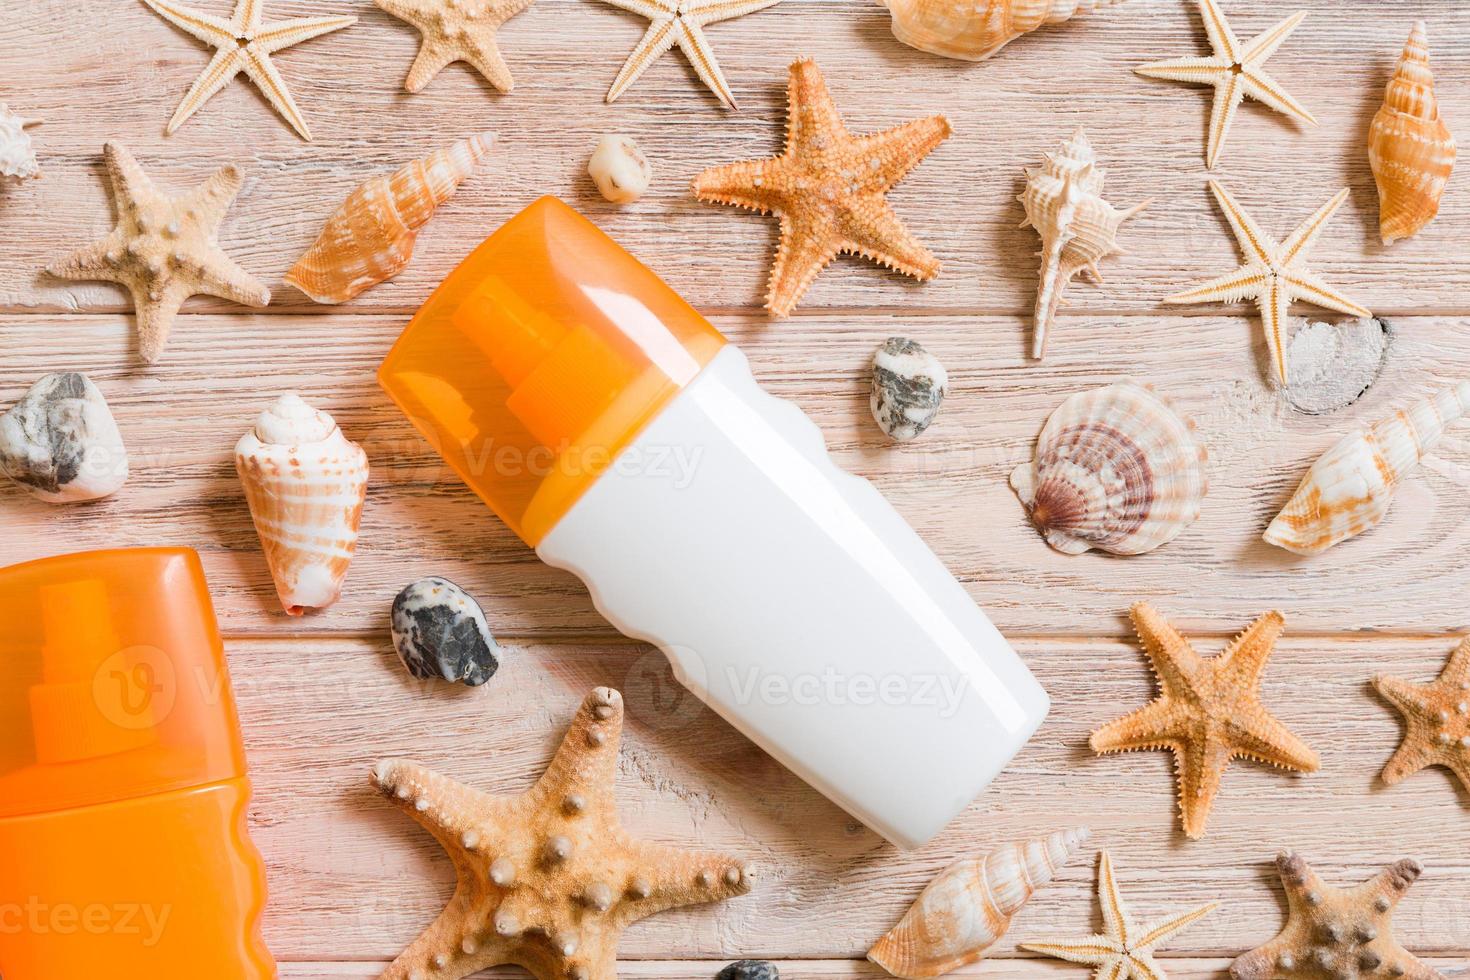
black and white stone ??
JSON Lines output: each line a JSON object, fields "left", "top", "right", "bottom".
{"left": 870, "top": 337, "right": 948, "bottom": 441}
{"left": 715, "top": 962, "right": 779, "bottom": 980}
{"left": 0, "top": 372, "right": 128, "bottom": 503}
{"left": 390, "top": 577, "right": 501, "bottom": 687}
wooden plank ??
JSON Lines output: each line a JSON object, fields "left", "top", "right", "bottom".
{"left": 6, "top": 313, "right": 1470, "bottom": 636}
{"left": 238, "top": 636, "right": 1470, "bottom": 962}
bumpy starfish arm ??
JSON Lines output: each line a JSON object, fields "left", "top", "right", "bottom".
{"left": 371, "top": 759, "right": 508, "bottom": 855}
{"left": 1177, "top": 738, "right": 1231, "bottom": 838}
{"left": 182, "top": 164, "right": 244, "bottom": 229}
{"left": 674, "top": 20, "right": 737, "bottom": 109}
{"left": 1218, "top": 610, "right": 1285, "bottom": 690}
{"left": 140, "top": 0, "right": 237, "bottom": 46}
{"left": 1018, "top": 936, "right": 1121, "bottom": 965}
{"left": 766, "top": 216, "right": 843, "bottom": 317}
{"left": 686, "top": 0, "right": 781, "bottom": 22}
{"left": 379, "top": 887, "right": 488, "bottom": 980}
{"left": 253, "top": 14, "right": 358, "bottom": 55}
{"left": 1274, "top": 851, "right": 1330, "bottom": 913}
{"left": 1239, "top": 11, "right": 1307, "bottom": 65}
{"left": 403, "top": 38, "right": 461, "bottom": 92}
{"left": 239, "top": 45, "right": 314, "bottom": 140}
{"left": 1204, "top": 70, "right": 1244, "bottom": 169}
{"left": 47, "top": 241, "right": 122, "bottom": 284}
{"left": 690, "top": 160, "right": 785, "bottom": 214}
{"left": 1261, "top": 277, "right": 1291, "bottom": 385}
{"left": 1231, "top": 935, "right": 1292, "bottom": 980}
{"left": 134, "top": 281, "right": 193, "bottom": 365}
{"left": 786, "top": 59, "right": 848, "bottom": 158}
{"left": 166, "top": 47, "right": 247, "bottom": 134}
{"left": 532, "top": 689, "right": 624, "bottom": 811}
{"left": 1089, "top": 700, "right": 1183, "bottom": 754}
{"left": 1196, "top": 0, "right": 1241, "bottom": 63}
{"left": 102, "top": 142, "right": 157, "bottom": 207}
{"left": 1281, "top": 270, "right": 1371, "bottom": 317}
{"left": 1361, "top": 858, "right": 1424, "bottom": 912}
{"left": 1229, "top": 711, "right": 1320, "bottom": 773}
{"left": 852, "top": 116, "right": 953, "bottom": 194}
{"left": 842, "top": 202, "right": 942, "bottom": 281}
{"left": 1280, "top": 188, "right": 1349, "bottom": 265}
{"left": 1371, "top": 677, "right": 1434, "bottom": 783}
{"left": 1127, "top": 602, "right": 1203, "bottom": 698}
{"left": 618, "top": 839, "right": 751, "bottom": 918}
{"left": 374, "top": 0, "right": 439, "bottom": 31}
{"left": 461, "top": 34, "right": 516, "bottom": 92}
{"left": 606, "top": 19, "right": 679, "bottom": 103}
{"left": 1096, "top": 852, "right": 1136, "bottom": 946}
{"left": 197, "top": 249, "right": 272, "bottom": 308}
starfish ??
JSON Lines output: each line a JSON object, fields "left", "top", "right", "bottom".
{"left": 1231, "top": 852, "right": 1443, "bottom": 980}
{"left": 1134, "top": 0, "right": 1316, "bottom": 169}
{"left": 375, "top": 0, "right": 534, "bottom": 93}
{"left": 47, "top": 143, "right": 270, "bottom": 365}
{"left": 1374, "top": 638, "right": 1470, "bottom": 796}
{"left": 141, "top": 0, "right": 356, "bottom": 141}
{"left": 1164, "top": 181, "right": 1371, "bottom": 387}
{"left": 1090, "top": 602, "right": 1320, "bottom": 840}
{"left": 599, "top": 0, "right": 781, "bottom": 109}
{"left": 692, "top": 59, "right": 951, "bottom": 318}
{"left": 1020, "top": 851, "right": 1216, "bottom": 980}
{"left": 371, "top": 688, "right": 752, "bottom": 980}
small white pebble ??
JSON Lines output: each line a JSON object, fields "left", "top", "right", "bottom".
{"left": 588, "top": 135, "right": 652, "bottom": 204}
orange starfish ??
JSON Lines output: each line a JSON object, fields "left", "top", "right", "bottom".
{"left": 1374, "top": 638, "right": 1470, "bottom": 796}
{"left": 1090, "top": 602, "right": 1320, "bottom": 839}
{"left": 692, "top": 59, "right": 951, "bottom": 317}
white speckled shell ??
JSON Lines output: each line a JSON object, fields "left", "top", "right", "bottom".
{"left": 878, "top": 0, "right": 1122, "bottom": 61}
{"left": 1264, "top": 382, "right": 1470, "bottom": 555}
{"left": 0, "top": 104, "right": 40, "bottom": 184}
{"left": 867, "top": 828, "right": 1090, "bottom": 979}
{"left": 1011, "top": 380, "right": 1207, "bottom": 556}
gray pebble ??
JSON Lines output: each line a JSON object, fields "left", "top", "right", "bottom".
{"left": 716, "top": 962, "right": 779, "bottom": 980}
{"left": 870, "top": 337, "right": 947, "bottom": 441}
{"left": 0, "top": 372, "right": 128, "bottom": 502}
{"left": 391, "top": 577, "right": 501, "bottom": 687}
{"left": 1285, "top": 318, "right": 1391, "bottom": 415}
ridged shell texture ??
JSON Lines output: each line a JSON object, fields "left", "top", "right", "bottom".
{"left": 1370, "top": 22, "right": 1455, "bottom": 245}
{"left": 0, "top": 103, "right": 39, "bottom": 184}
{"left": 879, "top": 0, "right": 1122, "bottom": 62}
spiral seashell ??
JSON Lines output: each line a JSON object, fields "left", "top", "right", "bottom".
{"left": 1264, "top": 382, "right": 1470, "bottom": 556}
{"left": 0, "top": 103, "right": 40, "bottom": 185}
{"left": 1369, "top": 22, "right": 1455, "bottom": 245}
{"left": 235, "top": 394, "right": 369, "bottom": 615}
{"left": 285, "top": 133, "right": 494, "bottom": 304}
{"left": 1010, "top": 381, "right": 1207, "bottom": 556}
{"left": 867, "top": 828, "right": 1089, "bottom": 979}
{"left": 878, "top": 0, "right": 1123, "bottom": 62}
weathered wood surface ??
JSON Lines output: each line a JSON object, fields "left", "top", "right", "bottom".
{"left": 273, "top": 962, "right": 1470, "bottom": 978}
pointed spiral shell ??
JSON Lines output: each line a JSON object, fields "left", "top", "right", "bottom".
{"left": 878, "top": 0, "right": 1123, "bottom": 62}
{"left": 1369, "top": 22, "right": 1455, "bottom": 245}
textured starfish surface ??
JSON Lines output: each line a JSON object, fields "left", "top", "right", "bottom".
{"left": 1231, "top": 852, "right": 1443, "bottom": 980}
{"left": 599, "top": 0, "right": 780, "bottom": 109}
{"left": 1374, "top": 638, "right": 1470, "bottom": 796}
{"left": 1134, "top": 0, "right": 1315, "bottom": 169}
{"left": 375, "top": 0, "right": 535, "bottom": 93}
{"left": 141, "top": 0, "right": 356, "bottom": 141}
{"left": 1021, "top": 850, "right": 1216, "bottom": 980}
{"left": 1164, "top": 181, "right": 1370, "bottom": 387}
{"left": 1090, "top": 602, "right": 1320, "bottom": 839}
{"left": 47, "top": 143, "right": 270, "bottom": 365}
{"left": 692, "top": 59, "right": 950, "bottom": 318}
{"left": 371, "top": 688, "right": 752, "bottom": 980}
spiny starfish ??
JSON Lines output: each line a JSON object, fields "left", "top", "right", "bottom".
{"left": 47, "top": 143, "right": 270, "bottom": 365}
{"left": 1231, "top": 852, "right": 1443, "bottom": 980}
{"left": 1374, "top": 638, "right": 1470, "bottom": 796}
{"left": 142, "top": 0, "right": 356, "bottom": 141}
{"left": 599, "top": 0, "right": 781, "bottom": 109}
{"left": 1164, "top": 181, "right": 1371, "bottom": 387}
{"left": 1090, "top": 602, "right": 1320, "bottom": 839}
{"left": 1020, "top": 850, "right": 1216, "bottom": 980}
{"left": 371, "top": 688, "right": 752, "bottom": 980}
{"left": 375, "top": 0, "right": 534, "bottom": 93}
{"left": 692, "top": 59, "right": 951, "bottom": 318}
{"left": 1135, "top": 0, "right": 1316, "bottom": 169}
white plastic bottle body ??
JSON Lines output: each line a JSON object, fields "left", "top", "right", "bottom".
{"left": 537, "top": 345, "right": 1049, "bottom": 849}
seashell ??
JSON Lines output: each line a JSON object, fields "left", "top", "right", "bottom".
{"left": 235, "top": 394, "right": 369, "bottom": 615}
{"left": 1285, "top": 318, "right": 1392, "bottom": 416}
{"left": 0, "top": 104, "right": 40, "bottom": 185}
{"left": 391, "top": 577, "right": 502, "bottom": 687}
{"left": 1264, "top": 382, "right": 1470, "bottom": 556}
{"left": 716, "top": 962, "right": 780, "bottom": 980}
{"left": 588, "top": 135, "right": 652, "bottom": 204}
{"left": 0, "top": 373, "right": 127, "bottom": 503}
{"left": 1369, "top": 22, "right": 1455, "bottom": 245}
{"left": 1019, "top": 129, "right": 1147, "bottom": 360}
{"left": 879, "top": 0, "right": 1123, "bottom": 62}
{"left": 867, "top": 827, "right": 1089, "bottom": 979}
{"left": 1010, "top": 380, "right": 1206, "bottom": 556}
{"left": 285, "top": 132, "right": 494, "bottom": 304}
{"left": 871, "top": 337, "right": 948, "bottom": 441}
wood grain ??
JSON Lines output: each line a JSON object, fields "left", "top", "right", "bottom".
{"left": 271, "top": 962, "right": 1470, "bottom": 978}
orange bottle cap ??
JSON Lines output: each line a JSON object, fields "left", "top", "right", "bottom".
{"left": 378, "top": 196, "right": 727, "bottom": 547}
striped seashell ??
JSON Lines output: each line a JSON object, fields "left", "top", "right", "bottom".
{"left": 285, "top": 133, "right": 494, "bottom": 304}
{"left": 1264, "top": 382, "right": 1470, "bottom": 556}
{"left": 235, "top": 394, "right": 369, "bottom": 616}
{"left": 868, "top": 828, "right": 1090, "bottom": 979}
{"left": 1010, "top": 380, "right": 1207, "bottom": 556}
{"left": 1369, "top": 22, "right": 1455, "bottom": 245}
{"left": 878, "top": 0, "right": 1123, "bottom": 62}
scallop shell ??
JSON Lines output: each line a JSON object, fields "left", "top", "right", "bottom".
{"left": 1010, "top": 380, "right": 1207, "bottom": 556}
{"left": 1264, "top": 382, "right": 1470, "bottom": 556}
{"left": 867, "top": 828, "right": 1090, "bottom": 980}
{"left": 235, "top": 394, "right": 369, "bottom": 616}
{"left": 0, "top": 104, "right": 40, "bottom": 185}
{"left": 1019, "top": 129, "right": 1148, "bottom": 359}
{"left": 1369, "top": 22, "right": 1455, "bottom": 245}
{"left": 879, "top": 0, "right": 1123, "bottom": 62}
{"left": 285, "top": 133, "right": 494, "bottom": 304}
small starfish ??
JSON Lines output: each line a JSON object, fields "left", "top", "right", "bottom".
{"left": 1090, "top": 602, "right": 1320, "bottom": 839}
{"left": 375, "top": 0, "right": 535, "bottom": 93}
{"left": 599, "top": 0, "right": 781, "bottom": 109}
{"left": 1164, "top": 181, "right": 1371, "bottom": 387}
{"left": 141, "top": 0, "right": 356, "bottom": 141}
{"left": 371, "top": 688, "right": 751, "bottom": 980}
{"left": 692, "top": 59, "right": 951, "bottom": 318}
{"left": 1135, "top": 0, "right": 1316, "bottom": 169}
{"left": 1374, "top": 638, "right": 1470, "bottom": 796}
{"left": 1231, "top": 852, "right": 1443, "bottom": 980}
{"left": 47, "top": 143, "right": 270, "bottom": 365}
{"left": 1021, "top": 851, "right": 1216, "bottom": 980}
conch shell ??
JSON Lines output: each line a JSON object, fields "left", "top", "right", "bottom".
{"left": 0, "top": 103, "right": 40, "bottom": 184}
{"left": 1011, "top": 380, "right": 1207, "bottom": 556}
{"left": 879, "top": 0, "right": 1123, "bottom": 62}
{"left": 285, "top": 133, "right": 493, "bottom": 303}
{"left": 1019, "top": 129, "right": 1147, "bottom": 359}
{"left": 1264, "top": 382, "right": 1470, "bottom": 556}
{"left": 1369, "top": 22, "right": 1455, "bottom": 245}
{"left": 235, "top": 394, "right": 369, "bottom": 615}
{"left": 868, "top": 827, "right": 1090, "bottom": 979}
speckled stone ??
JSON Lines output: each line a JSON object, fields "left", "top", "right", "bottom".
{"left": 716, "top": 961, "right": 780, "bottom": 980}
{"left": 1285, "top": 318, "right": 1391, "bottom": 415}
{"left": 390, "top": 577, "right": 501, "bottom": 687}
{"left": 870, "top": 337, "right": 948, "bottom": 441}
{"left": 0, "top": 372, "right": 128, "bottom": 503}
